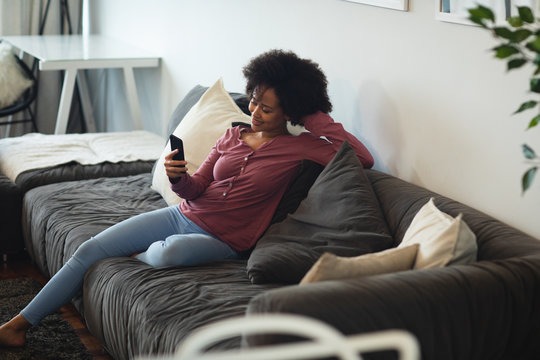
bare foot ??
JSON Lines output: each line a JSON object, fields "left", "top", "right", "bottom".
{"left": 0, "top": 314, "right": 31, "bottom": 347}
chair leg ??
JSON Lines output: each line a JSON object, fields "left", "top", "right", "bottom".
{"left": 28, "top": 106, "right": 38, "bottom": 132}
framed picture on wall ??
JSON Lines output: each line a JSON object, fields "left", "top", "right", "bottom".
{"left": 437, "top": 0, "right": 539, "bottom": 25}
{"left": 343, "top": 0, "right": 409, "bottom": 11}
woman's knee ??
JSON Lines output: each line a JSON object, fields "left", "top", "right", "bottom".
{"left": 72, "top": 238, "right": 108, "bottom": 265}
{"left": 138, "top": 233, "right": 235, "bottom": 268}
{"left": 140, "top": 238, "right": 194, "bottom": 267}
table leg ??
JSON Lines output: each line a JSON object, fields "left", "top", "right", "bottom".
{"left": 123, "top": 66, "right": 143, "bottom": 130}
{"left": 4, "top": 115, "right": 13, "bottom": 137}
{"left": 76, "top": 70, "right": 97, "bottom": 132}
{"left": 54, "top": 69, "right": 77, "bottom": 134}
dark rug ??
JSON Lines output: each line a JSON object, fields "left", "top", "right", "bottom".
{"left": 0, "top": 278, "right": 92, "bottom": 360}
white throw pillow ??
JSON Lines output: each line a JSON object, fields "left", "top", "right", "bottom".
{"left": 398, "top": 197, "right": 477, "bottom": 269}
{"left": 151, "top": 78, "right": 250, "bottom": 205}
{"left": 300, "top": 244, "right": 419, "bottom": 285}
{"left": 0, "top": 43, "right": 33, "bottom": 109}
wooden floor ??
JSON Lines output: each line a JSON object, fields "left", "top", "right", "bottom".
{"left": 1, "top": 252, "right": 113, "bottom": 360}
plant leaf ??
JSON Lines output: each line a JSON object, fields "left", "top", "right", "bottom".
{"left": 518, "top": 6, "right": 535, "bottom": 24}
{"left": 514, "top": 100, "right": 538, "bottom": 114}
{"left": 468, "top": 6, "right": 495, "bottom": 22}
{"left": 522, "top": 143, "right": 537, "bottom": 159}
{"left": 493, "top": 28, "right": 533, "bottom": 43}
{"left": 508, "top": 16, "right": 524, "bottom": 27}
{"left": 513, "top": 29, "right": 532, "bottom": 43}
{"left": 469, "top": 16, "right": 488, "bottom": 28}
{"left": 521, "top": 166, "right": 537, "bottom": 193}
{"left": 494, "top": 27, "right": 515, "bottom": 40}
{"left": 530, "top": 78, "right": 540, "bottom": 92}
{"left": 527, "top": 114, "right": 540, "bottom": 129}
{"left": 527, "top": 36, "right": 540, "bottom": 53}
{"left": 508, "top": 58, "right": 528, "bottom": 70}
{"left": 493, "top": 44, "right": 520, "bottom": 58}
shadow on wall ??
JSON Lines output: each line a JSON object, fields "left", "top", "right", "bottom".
{"left": 359, "top": 82, "right": 402, "bottom": 172}
{"left": 348, "top": 79, "right": 422, "bottom": 186}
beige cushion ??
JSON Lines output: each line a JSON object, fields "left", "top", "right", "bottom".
{"left": 398, "top": 197, "right": 477, "bottom": 269}
{"left": 151, "top": 78, "right": 250, "bottom": 205}
{"left": 0, "top": 43, "right": 33, "bottom": 109}
{"left": 299, "top": 244, "right": 419, "bottom": 285}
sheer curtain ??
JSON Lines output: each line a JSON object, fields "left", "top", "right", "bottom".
{"left": 0, "top": 0, "right": 83, "bottom": 137}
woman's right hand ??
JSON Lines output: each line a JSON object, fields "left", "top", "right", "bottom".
{"left": 164, "top": 150, "right": 188, "bottom": 181}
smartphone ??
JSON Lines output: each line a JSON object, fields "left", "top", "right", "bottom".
{"left": 169, "top": 134, "right": 185, "bottom": 162}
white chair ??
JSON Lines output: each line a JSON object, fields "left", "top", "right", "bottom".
{"left": 137, "top": 314, "right": 421, "bottom": 360}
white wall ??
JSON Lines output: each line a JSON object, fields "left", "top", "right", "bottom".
{"left": 88, "top": 0, "right": 540, "bottom": 239}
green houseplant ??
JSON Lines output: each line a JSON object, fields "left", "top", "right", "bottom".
{"left": 469, "top": 5, "right": 540, "bottom": 193}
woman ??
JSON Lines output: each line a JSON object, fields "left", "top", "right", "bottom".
{"left": 0, "top": 49, "right": 373, "bottom": 347}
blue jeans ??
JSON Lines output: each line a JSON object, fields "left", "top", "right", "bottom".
{"left": 21, "top": 206, "right": 240, "bottom": 325}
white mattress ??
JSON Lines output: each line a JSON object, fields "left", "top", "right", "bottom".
{"left": 0, "top": 130, "right": 165, "bottom": 181}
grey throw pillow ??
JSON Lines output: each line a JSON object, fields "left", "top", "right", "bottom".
{"left": 247, "top": 142, "right": 394, "bottom": 284}
{"left": 269, "top": 159, "right": 324, "bottom": 225}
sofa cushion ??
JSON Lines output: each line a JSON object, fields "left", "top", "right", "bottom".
{"left": 152, "top": 79, "right": 251, "bottom": 205}
{"left": 269, "top": 159, "right": 324, "bottom": 225}
{"left": 165, "top": 85, "right": 250, "bottom": 136}
{"left": 246, "top": 142, "right": 394, "bottom": 284}
{"left": 299, "top": 244, "right": 418, "bottom": 284}
{"left": 153, "top": 83, "right": 249, "bottom": 187}
{"left": 398, "top": 197, "right": 477, "bottom": 269}
{"left": 166, "top": 85, "right": 207, "bottom": 136}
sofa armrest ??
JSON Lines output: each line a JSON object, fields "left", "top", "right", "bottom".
{"left": 246, "top": 257, "right": 540, "bottom": 360}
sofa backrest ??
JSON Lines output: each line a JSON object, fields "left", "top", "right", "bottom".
{"left": 365, "top": 169, "right": 540, "bottom": 261}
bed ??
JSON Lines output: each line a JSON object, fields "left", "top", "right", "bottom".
{"left": 0, "top": 131, "right": 165, "bottom": 257}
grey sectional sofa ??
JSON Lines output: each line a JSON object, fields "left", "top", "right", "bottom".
{"left": 15, "top": 86, "right": 540, "bottom": 360}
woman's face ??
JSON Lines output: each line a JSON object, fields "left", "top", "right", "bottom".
{"left": 248, "top": 87, "right": 289, "bottom": 137}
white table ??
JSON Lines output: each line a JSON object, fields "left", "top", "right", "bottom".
{"left": 1, "top": 35, "right": 160, "bottom": 134}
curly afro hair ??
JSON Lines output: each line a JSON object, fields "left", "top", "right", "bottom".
{"left": 242, "top": 49, "right": 332, "bottom": 126}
